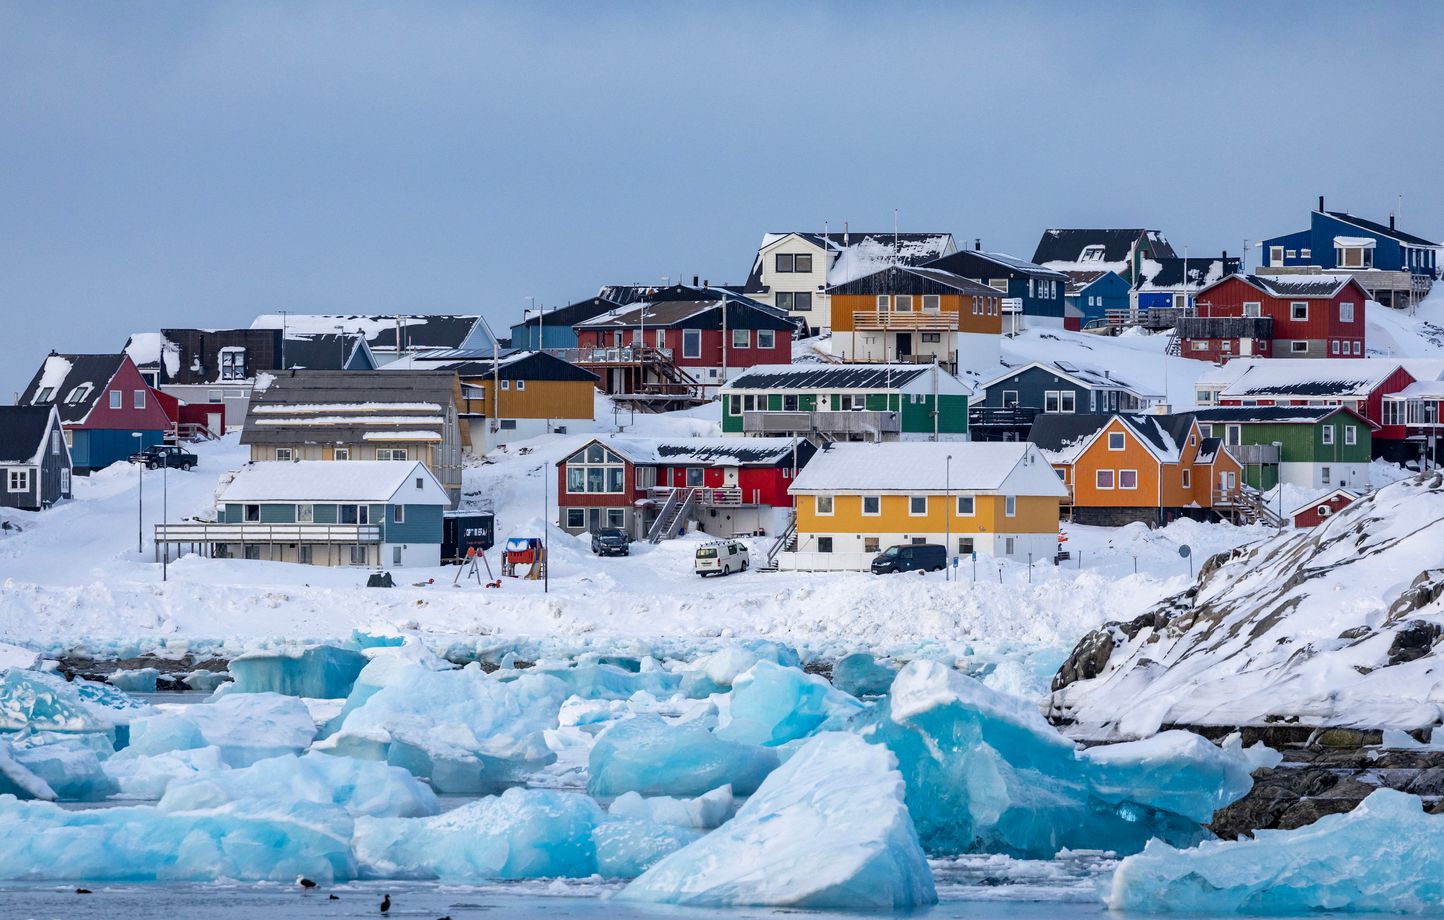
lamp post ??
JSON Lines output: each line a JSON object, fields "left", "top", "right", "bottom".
{"left": 542, "top": 444, "right": 549, "bottom": 594}
{"left": 162, "top": 449, "right": 169, "bottom": 583}
{"left": 132, "top": 432, "right": 143, "bottom": 554}
{"left": 945, "top": 454, "right": 953, "bottom": 581}
{"left": 1272, "top": 440, "right": 1284, "bottom": 526}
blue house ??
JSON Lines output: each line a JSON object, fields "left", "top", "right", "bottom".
{"left": 1261, "top": 197, "right": 1440, "bottom": 307}
{"left": 506, "top": 297, "right": 624, "bottom": 353}
{"left": 1064, "top": 270, "right": 1131, "bottom": 326}
{"left": 1133, "top": 256, "right": 1240, "bottom": 312}
{"left": 925, "top": 246, "right": 1069, "bottom": 329}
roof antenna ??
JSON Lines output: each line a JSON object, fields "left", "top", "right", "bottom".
{"left": 893, "top": 208, "right": 899, "bottom": 262}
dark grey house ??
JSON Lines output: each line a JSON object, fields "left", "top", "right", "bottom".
{"left": 970, "top": 360, "right": 1158, "bottom": 442}
{"left": 0, "top": 406, "right": 72, "bottom": 510}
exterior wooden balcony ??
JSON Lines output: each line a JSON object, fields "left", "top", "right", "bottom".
{"left": 155, "top": 522, "right": 383, "bottom": 544}
{"left": 1176, "top": 316, "right": 1274, "bottom": 340}
{"left": 551, "top": 345, "right": 675, "bottom": 367}
{"left": 850, "top": 310, "right": 957, "bottom": 331}
{"left": 1227, "top": 443, "right": 1281, "bottom": 465}
{"left": 741, "top": 410, "right": 900, "bottom": 438}
{"left": 648, "top": 486, "right": 747, "bottom": 507}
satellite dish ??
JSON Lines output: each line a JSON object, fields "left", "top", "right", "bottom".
{"left": 1178, "top": 544, "right": 1192, "bottom": 558}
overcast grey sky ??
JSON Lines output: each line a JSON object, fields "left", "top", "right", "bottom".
{"left": 3, "top": 2, "right": 1442, "bottom": 395}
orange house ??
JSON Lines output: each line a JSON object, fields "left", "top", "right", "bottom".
{"left": 1028, "top": 412, "right": 1244, "bottom": 526}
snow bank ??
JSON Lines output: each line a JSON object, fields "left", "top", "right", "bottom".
{"left": 1107, "top": 790, "right": 1444, "bottom": 913}
{"left": 619, "top": 732, "right": 936, "bottom": 910}
{"left": 588, "top": 714, "right": 779, "bottom": 798}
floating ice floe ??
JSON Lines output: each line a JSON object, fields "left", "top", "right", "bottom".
{"left": 159, "top": 752, "right": 438, "bottom": 818}
{"left": 588, "top": 714, "right": 778, "bottom": 798}
{"left": 102, "top": 746, "right": 227, "bottom": 799}
{"left": 0, "top": 734, "right": 115, "bottom": 801}
{"left": 863, "top": 661, "right": 1245, "bottom": 858}
{"left": 1106, "top": 789, "right": 1444, "bottom": 913}
{"left": 121, "top": 692, "right": 316, "bottom": 768}
{"left": 226, "top": 645, "right": 369, "bottom": 699}
{"left": 715, "top": 661, "right": 864, "bottom": 747}
{"left": 619, "top": 732, "right": 936, "bottom": 910}
{"left": 108, "top": 667, "right": 159, "bottom": 694}
{"left": 0, "top": 668, "right": 136, "bottom": 734}
{"left": 516, "top": 659, "right": 679, "bottom": 701}
{"left": 607, "top": 784, "right": 734, "bottom": 829}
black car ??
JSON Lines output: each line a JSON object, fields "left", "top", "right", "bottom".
{"left": 870, "top": 543, "right": 946, "bottom": 574}
{"left": 591, "top": 528, "right": 631, "bottom": 556}
{"left": 129, "top": 444, "right": 198, "bottom": 471}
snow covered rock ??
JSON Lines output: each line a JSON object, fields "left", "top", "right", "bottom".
{"left": 619, "top": 732, "right": 935, "bottom": 910}
{"left": 226, "top": 645, "right": 368, "bottom": 699}
{"left": 588, "top": 714, "right": 779, "bottom": 798}
{"left": 158, "top": 752, "right": 438, "bottom": 817}
{"left": 121, "top": 693, "right": 316, "bottom": 767}
{"left": 1107, "top": 789, "right": 1444, "bottom": 913}
{"left": 1053, "top": 474, "right": 1444, "bottom": 734}
{"left": 715, "top": 661, "right": 864, "bottom": 746}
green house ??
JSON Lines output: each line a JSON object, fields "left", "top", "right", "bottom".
{"left": 1193, "top": 406, "right": 1373, "bottom": 491}
{"left": 719, "top": 363, "right": 970, "bottom": 442}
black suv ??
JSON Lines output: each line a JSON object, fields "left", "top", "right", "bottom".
{"left": 591, "top": 528, "right": 631, "bottom": 556}
{"left": 129, "top": 444, "right": 198, "bottom": 471}
{"left": 871, "top": 543, "right": 946, "bottom": 574}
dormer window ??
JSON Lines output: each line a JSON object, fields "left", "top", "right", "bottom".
{"left": 219, "top": 347, "right": 248, "bottom": 381}
{"left": 65, "top": 384, "right": 92, "bottom": 405}
{"left": 1080, "top": 245, "right": 1106, "bottom": 262}
{"left": 35, "top": 387, "right": 54, "bottom": 403}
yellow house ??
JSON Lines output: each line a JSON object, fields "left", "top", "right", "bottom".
{"left": 780, "top": 441, "right": 1068, "bottom": 571}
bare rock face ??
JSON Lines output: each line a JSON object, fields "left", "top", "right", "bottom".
{"left": 1049, "top": 472, "right": 1444, "bottom": 737}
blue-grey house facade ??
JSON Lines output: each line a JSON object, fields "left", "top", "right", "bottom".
{"left": 0, "top": 406, "right": 72, "bottom": 511}
{"left": 925, "top": 246, "right": 1069, "bottom": 327}
{"left": 969, "top": 361, "right": 1156, "bottom": 442}
{"left": 506, "top": 297, "right": 623, "bottom": 352}
{"left": 1064, "top": 270, "right": 1131, "bottom": 325}
{"left": 1134, "top": 256, "right": 1240, "bottom": 312}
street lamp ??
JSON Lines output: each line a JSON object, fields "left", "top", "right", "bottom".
{"left": 161, "top": 445, "right": 169, "bottom": 583}
{"left": 1272, "top": 441, "right": 1284, "bottom": 526}
{"left": 131, "top": 432, "right": 143, "bottom": 554}
{"left": 945, "top": 454, "right": 953, "bottom": 581}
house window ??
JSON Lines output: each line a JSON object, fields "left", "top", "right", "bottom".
{"left": 958, "top": 537, "right": 974, "bottom": 554}
{"left": 392, "top": 546, "right": 403, "bottom": 565}
{"left": 815, "top": 495, "right": 834, "bottom": 515}
{"left": 732, "top": 329, "right": 750, "bottom": 349}
{"left": 775, "top": 253, "right": 795, "bottom": 272}
{"left": 1301, "top": 249, "right": 1311, "bottom": 259}
{"left": 922, "top": 295, "right": 940, "bottom": 313}
{"left": 1290, "top": 341, "right": 1309, "bottom": 353}
{"left": 1321, "top": 466, "right": 1332, "bottom": 482}
{"left": 606, "top": 508, "right": 625, "bottom": 528}
{"left": 909, "top": 496, "right": 928, "bottom": 516}
{"left": 1189, "top": 434, "right": 1197, "bottom": 447}
{"left": 1243, "top": 301, "right": 1261, "bottom": 318}
{"left": 1225, "top": 424, "right": 1241, "bottom": 446}
{"left": 565, "top": 444, "right": 627, "bottom": 494}
{"left": 66, "top": 384, "right": 92, "bottom": 405}
{"left": 501, "top": 379, "right": 510, "bottom": 390}
{"left": 682, "top": 329, "right": 701, "bottom": 359}
{"left": 876, "top": 295, "right": 889, "bottom": 310}
{"left": 1332, "top": 340, "right": 1341, "bottom": 355}
{"left": 1337, "top": 246, "right": 1373, "bottom": 269}
{"left": 1286, "top": 249, "right": 1297, "bottom": 259}
{"left": 1005, "top": 495, "right": 1017, "bottom": 516}
{"left": 1290, "top": 302, "right": 1308, "bottom": 321}
{"left": 685, "top": 467, "right": 704, "bottom": 487}
{"left": 376, "top": 448, "right": 408, "bottom": 461}
{"left": 60, "top": 469, "right": 71, "bottom": 493}
{"left": 862, "top": 495, "right": 881, "bottom": 516}
{"left": 133, "top": 389, "right": 146, "bottom": 409}
{"left": 297, "top": 503, "right": 314, "bottom": 523}
{"left": 1060, "top": 391, "right": 1076, "bottom": 413}
{"left": 1081, "top": 245, "right": 1106, "bottom": 263}
{"left": 243, "top": 504, "right": 261, "bottom": 522}
{"left": 35, "top": 387, "right": 54, "bottom": 403}
{"left": 1269, "top": 246, "right": 1284, "bottom": 266}
{"left": 334, "top": 448, "right": 349, "bottom": 460}
{"left": 219, "top": 347, "right": 248, "bottom": 381}
{"left": 109, "top": 390, "right": 122, "bottom": 409}
{"left": 244, "top": 544, "right": 262, "bottom": 560}
{"left": 956, "top": 495, "right": 975, "bottom": 515}
{"left": 515, "top": 380, "right": 525, "bottom": 391}
{"left": 50, "top": 431, "right": 60, "bottom": 455}
{"left": 1044, "top": 391, "right": 1060, "bottom": 413}
{"left": 864, "top": 537, "right": 880, "bottom": 553}
{"left": 1191, "top": 341, "right": 1209, "bottom": 351}
{"left": 1340, "top": 302, "right": 1355, "bottom": 323}
{"left": 1119, "top": 470, "right": 1138, "bottom": 489}
{"left": 1096, "top": 470, "right": 1115, "bottom": 489}
{"left": 1001, "top": 390, "right": 1019, "bottom": 408}
{"left": 1182, "top": 468, "right": 1191, "bottom": 489}
{"left": 894, "top": 295, "right": 913, "bottom": 312}
{"left": 499, "top": 419, "right": 517, "bottom": 430}
{"left": 921, "top": 332, "right": 941, "bottom": 343}
{"left": 276, "top": 448, "right": 293, "bottom": 461}
{"left": 758, "top": 330, "right": 776, "bottom": 349}
{"left": 794, "top": 253, "right": 812, "bottom": 272}
{"left": 7, "top": 469, "right": 30, "bottom": 493}
{"left": 1107, "top": 432, "right": 1125, "bottom": 450}
{"left": 1353, "top": 341, "right": 1362, "bottom": 356}
{"left": 1322, "top": 424, "right": 1335, "bottom": 445}
{"left": 728, "top": 395, "right": 741, "bottom": 416}
{"left": 393, "top": 505, "right": 405, "bottom": 524}
{"left": 817, "top": 536, "right": 834, "bottom": 553}
{"left": 1345, "top": 426, "right": 1357, "bottom": 445}
{"left": 349, "top": 545, "right": 368, "bottom": 565}
{"left": 566, "top": 508, "right": 585, "bottom": 528}
{"left": 1004, "top": 537, "right": 1016, "bottom": 555}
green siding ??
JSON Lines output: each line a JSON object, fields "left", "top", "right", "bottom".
{"left": 382, "top": 504, "right": 444, "bottom": 544}
{"left": 799, "top": 394, "right": 817, "bottom": 411}
{"left": 259, "top": 504, "right": 295, "bottom": 524}
{"left": 721, "top": 400, "right": 743, "bottom": 433}
{"left": 767, "top": 394, "right": 783, "bottom": 411}
{"left": 899, "top": 394, "right": 969, "bottom": 435}
{"left": 313, "top": 503, "right": 338, "bottom": 524}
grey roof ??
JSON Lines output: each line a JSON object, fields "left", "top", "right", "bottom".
{"left": 0, "top": 407, "right": 57, "bottom": 464}
{"left": 511, "top": 297, "right": 622, "bottom": 330}
{"left": 1240, "top": 273, "right": 1355, "bottom": 298}
{"left": 240, "top": 370, "right": 456, "bottom": 447}
{"left": 1191, "top": 406, "right": 1363, "bottom": 424}
{"left": 281, "top": 334, "right": 369, "bottom": 370}
{"left": 982, "top": 360, "right": 1150, "bottom": 395}
{"left": 1026, "top": 413, "right": 1116, "bottom": 455}
{"left": 1027, "top": 411, "right": 1198, "bottom": 461}
{"left": 1031, "top": 229, "right": 1176, "bottom": 267}
{"left": 19, "top": 353, "right": 128, "bottom": 425}
{"left": 579, "top": 435, "right": 811, "bottom": 467}
{"left": 1324, "top": 211, "right": 1439, "bottom": 249}
{"left": 576, "top": 296, "right": 795, "bottom": 331}
{"left": 723, "top": 364, "right": 932, "bottom": 391}
{"left": 925, "top": 248, "right": 1068, "bottom": 280}
{"left": 826, "top": 264, "right": 1001, "bottom": 297}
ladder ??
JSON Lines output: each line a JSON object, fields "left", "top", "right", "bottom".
{"left": 647, "top": 488, "right": 696, "bottom": 543}
{"left": 1165, "top": 332, "right": 1181, "bottom": 356}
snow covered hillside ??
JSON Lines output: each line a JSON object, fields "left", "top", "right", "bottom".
{"left": 1050, "top": 471, "right": 1444, "bottom": 736}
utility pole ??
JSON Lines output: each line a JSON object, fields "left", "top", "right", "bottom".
{"left": 945, "top": 454, "right": 952, "bottom": 580}
{"left": 132, "top": 432, "right": 143, "bottom": 554}
{"left": 162, "top": 459, "right": 168, "bottom": 582}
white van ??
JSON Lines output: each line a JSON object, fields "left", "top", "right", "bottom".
{"left": 695, "top": 540, "right": 749, "bottom": 577}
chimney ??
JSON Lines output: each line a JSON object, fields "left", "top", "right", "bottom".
{"left": 702, "top": 279, "right": 709, "bottom": 289}
{"left": 843, "top": 222, "right": 849, "bottom": 247}
{"left": 1318, "top": 195, "right": 1325, "bottom": 212}
{"left": 975, "top": 238, "right": 982, "bottom": 251}
{"left": 1390, "top": 211, "right": 1396, "bottom": 230}
{"left": 692, "top": 275, "right": 699, "bottom": 287}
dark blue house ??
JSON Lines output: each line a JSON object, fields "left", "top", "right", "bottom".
{"left": 1064, "top": 270, "right": 1131, "bottom": 326}
{"left": 506, "top": 297, "right": 623, "bottom": 352}
{"left": 1134, "top": 256, "right": 1240, "bottom": 312}
{"left": 969, "top": 360, "right": 1157, "bottom": 442}
{"left": 1261, "top": 197, "right": 1440, "bottom": 307}
{"left": 925, "top": 246, "right": 1069, "bottom": 329}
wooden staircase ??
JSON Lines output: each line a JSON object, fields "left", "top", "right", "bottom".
{"left": 760, "top": 511, "right": 798, "bottom": 572}
{"left": 647, "top": 488, "right": 697, "bottom": 543}
{"left": 1221, "top": 487, "right": 1285, "bottom": 528}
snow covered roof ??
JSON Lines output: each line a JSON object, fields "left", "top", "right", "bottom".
{"left": 1192, "top": 406, "right": 1368, "bottom": 426}
{"left": 1219, "top": 359, "right": 1405, "bottom": 399}
{"left": 575, "top": 296, "right": 795, "bottom": 331}
{"left": 1062, "top": 269, "right": 1125, "bottom": 294}
{"left": 1028, "top": 412, "right": 1197, "bottom": 464}
{"left": 720, "top": 363, "right": 968, "bottom": 395}
{"left": 977, "top": 361, "right": 1154, "bottom": 397}
{"left": 0, "top": 407, "right": 62, "bottom": 466}
{"left": 251, "top": 314, "right": 479, "bottom": 352}
{"left": 218, "top": 460, "right": 447, "bottom": 504}
{"left": 1031, "top": 229, "right": 1176, "bottom": 273}
{"left": 1391, "top": 380, "right": 1444, "bottom": 399}
{"left": 509, "top": 297, "right": 621, "bottom": 330}
{"left": 578, "top": 436, "right": 806, "bottom": 467}
{"left": 1244, "top": 274, "right": 1356, "bottom": 298}
{"left": 924, "top": 248, "right": 1068, "bottom": 282}
{"left": 19, "top": 353, "right": 129, "bottom": 425}
{"left": 1287, "top": 487, "right": 1360, "bottom": 518}
{"left": 826, "top": 264, "right": 1001, "bottom": 298}
{"left": 788, "top": 441, "right": 1068, "bottom": 497}
{"left": 1134, "top": 257, "right": 1239, "bottom": 292}
{"left": 280, "top": 333, "right": 373, "bottom": 371}
{"left": 240, "top": 371, "right": 456, "bottom": 448}
{"left": 1324, "top": 211, "right": 1440, "bottom": 249}
{"left": 383, "top": 349, "right": 597, "bottom": 382}
{"left": 123, "top": 332, "right": 180, "bottom": 376}
{"left": 743, "top": 231, "right": 956, "bottom": 292}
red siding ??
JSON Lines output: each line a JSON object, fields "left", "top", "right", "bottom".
{"left": 1188, "top": 276, "right": 1367, "bottom": 358}
{"left": 75, "top": 356, "right": 174, "bottom": 432}
{"left": 1293, "top": 493, "right": 1356, "bottom": 528}
{"left": 576, "top": 326, "right": 793, "bottom": 371}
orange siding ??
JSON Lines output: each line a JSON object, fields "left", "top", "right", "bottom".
{"left": 1068, "top": 418, "right": 1162, "bottom": 507}
{"left": 831, "top": 293, "right": 1002, "bottom": 335}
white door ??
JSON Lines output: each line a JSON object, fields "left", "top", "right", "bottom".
{"left": 722, "top": 466, "right": 739, "bottom": 487}
{"left": 207, "top": 412, "right": 223, "bottom": 436}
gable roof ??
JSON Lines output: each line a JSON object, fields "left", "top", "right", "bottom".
{"left": 977, "top": 360, "right": 1154, "bottom": 397}
{"left": 0, "top": 407, "right": 63, "bottom": 466}
{"left": 240, "top": 370, "right": 457, "bottom": 447}
{"left": 1288, "top": 487, "right": 1360, "bottom": 519}
{"left": 219, "top": 460, "right": 448, "bottom": 504}
{"left": 1202, "top": 272, "right": 1361, "bottom": 300}
{"left": 570, "top": 435, "right": 807, "bottom": 467}
{"left": 251, "top": 315, "right": 479, "bottom": 351}
{"left": 1031, "top": 229, "right": 1176, "bottom": 270}
{"left": 788, "top": 441, "right": 1068, "bottom": 497}
{"left": 1063, "top": 269, "right": 1128, "bottom": 295}
{"left": 575, "top": 295, "right": 795, "bottom": 331}
{"left": 826, "top": 264, "right": 1002, "bottom": 297}
{"left": 281, "top": 333, "right": 374, "bottom": 371}
{"left": 387, "top": 349, "right": 598, "bottom": 383}
{"left": 1218, "top": 359, "right": 1406, "bottom": 399}
{"left": 1028, "top": 412, "right": 1199, "bottom": 464}
{"left": 510, "top": 297, "right": 623, "bottom": 332}
{"left": 1191, "top": 405, "right": 1371, "bottom": 426}
{"left": 720, "top": 363, "right": 966, "bottom": 394}
{"left": 1323, "top": 211, "right": 1439, "bottom": 249}
{"left": 1135, "top": 256, "right": 1240, "bottom": 292}
{"left": 744, "top": 231, "right": 956, "bottom": 292}
{"left": 924, "top": 248, "right": 1068, "bottom": 281}
{"left": 19, "top": 353, "right": 129, "bottom": 424}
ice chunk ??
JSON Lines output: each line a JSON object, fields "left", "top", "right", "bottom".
{"left": 0, "top": 797, "right": 356, "bottom": 882}
{"left": 6, "top": 736, "right": 116, "bottom": 801}
{"left": 182, "top": 670, "right": 229, "bottom": 693}
{"left": 593, "top": 818, "right": 702, "bottom": 878}
{"left": 0, "top": 669, "right": 109, "bottom": 732}
{"left": 517, "top": 661, "right": 680, "bottom": 701}
{"left": 0, "top": 643, "right": 38, "bottom": 671}
{"left": 0, "top": 740, "right": 55, "bottom": 800}
{"left": 1107, "top": 789, "right": 1444, "bottom": 913}
{"left": 716, "top": 661, "right": 864, "bottom": 746}
{"left": 318, "top": 663, "right": 564, "bottom": 793}
{"left": 620, "top": 732, "right": 936, "bottom": 910}
{"left": 863, "top": 661, "right": 1226, "bottom": 858}
{"left": 226, "top": 645, "right": 368, "bottom": 699}
{"left": 608, "top": 785, "right": 734, "bottom": 829}
{"left": 1221, "top": 731, "right": 1284, "bottom": 771}
{"left": 831, "top": 652, "right": 897, "bottom": 697}
{"left": 1081, "top": 731, "right": 1256, "bottom": 824}
{"left": 159, "top": 752, "right": 438, "bottom": 817}
{"left": 102, "top": 746, "right": 227, "bottom": 799}
{"left": 355, "top": 788, "right": 603, "bottom": 879}
{"left": 679, "top": 642, "right": 802, "bottom": 698}
{"left": 107, "top": 668, "right": 159, "bottom": 694}
{"left": 588, "top": 714, "right": 779, "bottom": 798}
{"left": 121, "top": 693, "right": 316, "bottom": 767}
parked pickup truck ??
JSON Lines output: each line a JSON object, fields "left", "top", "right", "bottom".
{"left": 129, "top": 444, "right": 197, "bottom": 470}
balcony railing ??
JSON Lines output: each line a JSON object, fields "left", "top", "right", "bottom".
{"left": 1176, "top": 316, "right": 1274, "bottom": 340}
{"left": 850, "top": 310, "right": 956, "bottom": 331}
{"left": 154, "top": 522, "right": 383, "bottom": 544}
{"left": 1226, "top": 443, "right": 1281, "bottom": 465}
{"left": 741, "top": 410, "right": 900, "bottom": 436}
{"left": 969, "top": 406, "right": 1040, "bottom": 428}
{"left": 648, "top": 486, "right": 750, "bottom": 507}
{"left": 550, "top": 345, "right": 674, "bottom": 366}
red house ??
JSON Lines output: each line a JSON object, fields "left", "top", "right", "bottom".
{"left": 1290, "top": 488, "right": 1359, "bottom": 528}
{"left": 18, "top": 353, "right": 174, "bottom": 474}
{"left": 1179, "top": 274, "right": 1369, "bottom": 362}
{"left": 556, "top": 435, "right": 815, "bottom": 541}
{"left": 573, "top": 286, "right": 796, "bottom": 402}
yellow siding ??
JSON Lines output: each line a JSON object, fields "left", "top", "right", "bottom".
{"left": 797, "top": 492, "right": 1059, "bottom": 536}
{"left": 467, "top": 378, "right": 595, "bottom": 420}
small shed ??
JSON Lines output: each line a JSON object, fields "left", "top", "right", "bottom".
{"left": 1290, "top": 488, "right": 1359, "bottom": 528}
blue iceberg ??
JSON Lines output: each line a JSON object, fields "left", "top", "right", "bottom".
{"left": 715, "top": 661, "right": 864, "bottom": 746}
{"left": 517, "top": 660, "right": 680, "bottom": 701}
{"left": 158, "top": 752, "right": 438, "bottom": 818}
{"left": 107, "top": 668, "right": 159, "bottom": 694}
{"left": 831, "top": 652, "right": 897, "bottom": 698}
{"left": 588, "top": 714, "right": 779, "bottom": 798}
{"left": 593, "top": 817, "right": 703, "bottom": 878}
{"left": 620, "top": 731, "right": 936, "bottom": 910}
{"left": 122, "top": 692, "right": 316, "bottom": 767}
{"left": 608, "top": 784, "right": 734, "bottom": 829}
{"left": 102, "top": 746, "right": 227, "bottom": 799}
{"left": 679, "top": 642, "right": 802, "bottom": 698}
{"left": 3, "top": 735, "right": 116, "bottom": 801}
{"left": 1107, "top": 789, "right": 1444, "bottom": 913}
{"left": 226, "top": 645, "right": 369, "bottom": 699}
{"left": 0, "top": 669, "right": 121, "bottom": 733}
{"left": 1081, "top": 730, "right": 1256, "bottom": 824}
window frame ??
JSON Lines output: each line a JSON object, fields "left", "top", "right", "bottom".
{"left": 1095, "top": 469, "right": 1115, "bottom": 490}
{"left": 566, "top": 508, "right": 585, "bottom": 529}
{"left": 7, "top": 468, "right": 30, "bottom": 493}
{"left": 861, "top": 495, "right": 881, "bottom": 516}
{"left": 908, "top": 495, "right": 928, "bottom": 516}
{"left": 109, "top": 390, "right": 122, "bottom": 409}
{"left": 956, "top": 495, "right": 975, "bottom": 516}
{"left": 1004, "top": 495, "right": 1017, "bottom": 517}
{"left": 815, "top": 494, "right": 834, "bottom": 516}
{"left": 682, "top": 329, "right": 702, "bottom": 359}
{"left": 1118, "top": 469, "right": 1139, "bottom": 490}
{"left": 1290, "top": 301, "right": 1309, "bottom": 321}
{"left": 757, "top": 329, "right": 776, "bottom": 349}
{"left": 731, "top": 328, "right": 750, "bottom": 349}
{"left": 1107, "top": 432, "right": 1126, "bottom": 451}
